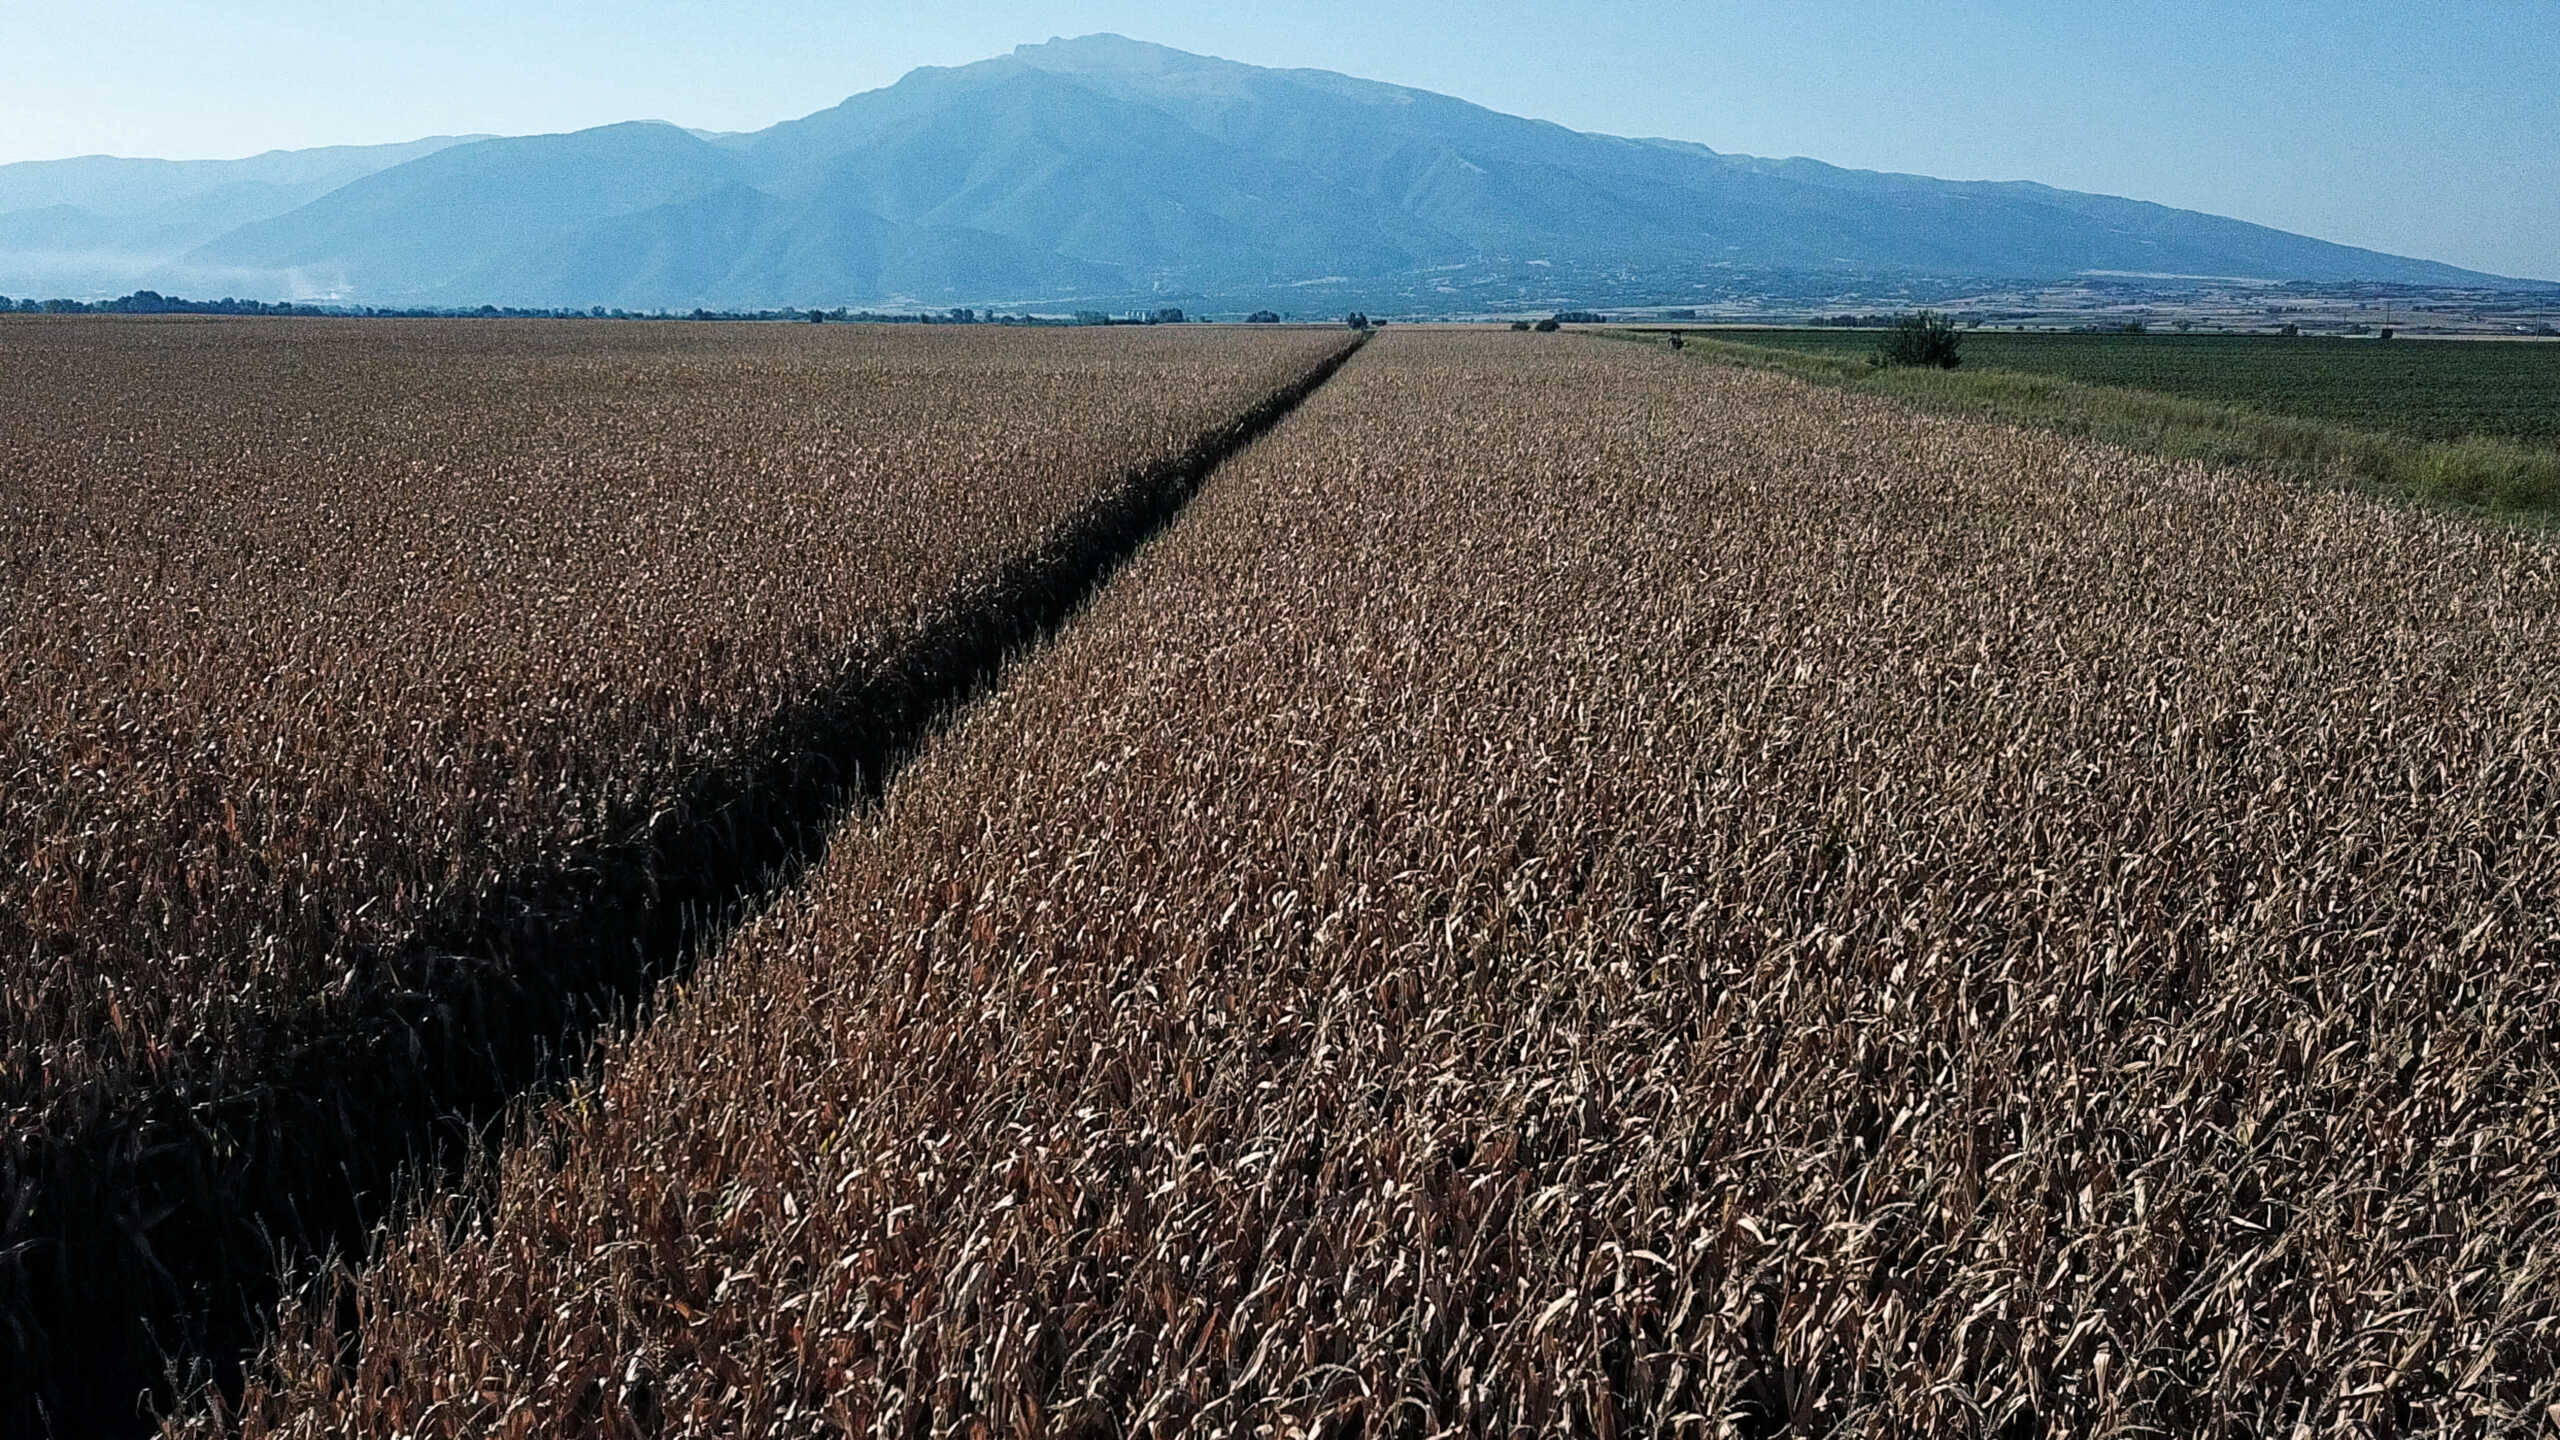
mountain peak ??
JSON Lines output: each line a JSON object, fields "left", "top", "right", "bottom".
{"left": 1012, "top": 33, "right": 1206, "bottom": 72}
{"left": 1002, "top": 34, "right": 1423, "bottom": 112}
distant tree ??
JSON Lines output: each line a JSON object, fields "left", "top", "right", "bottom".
{"left": 2280, "top": 322, "right": 2301, "bottom": 336}
{"left": 809, "top": 310, "right": 825, "bottom": 323}
{"left": 1668, "top": 334, "right": 1686, "bottom": 350}
{"left": 1509, "top": 320, "right": 1532, "bottom": 331}
{"left": 1871, "top": 310, "right": 1963, "bottom": 369}
{"left": 1246, "top": 310, "right": 1281, "bottom": 323}
{"left": 1532, "top": 317, "right": 1561, "bottom": 333}
{"left": 1151, "top": 307, "right": 1185, "bottom": 324}
{"left": 1346, "top": 312, "right": 1372, "bottom": 330}
{"left": 2378, "top": 327, "right": 2395, "bottom": 340}
{"left": 2173, "top": 319, "right": 2194, "bottom": 333}
{"left": 1552, "top": 310, "right": 1605, "bottom": 324}
{"left": 950, "top": 307, "right": 978, "bottom": 324}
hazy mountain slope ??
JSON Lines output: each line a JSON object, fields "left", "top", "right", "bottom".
{"left": 428, "top": 170, "right": 1129, "bottom": 311}
{"left": 1701, "top": 150, "right": 2490, "bottom": 284}
{"left": 478, "top": 181, "right": 791, "bottom": 310}
{"left": 0, "top": 205, "right": 126, "bottom": 251}
{"left": 188, "top": 123, "right": 749, "bottom": 302}
{"left": 750, "top": 40, "right": 1762, "bottom": 273}
{"left": 0, "top": 136, "right": 487, "bottom": 299}
{"left": 0, "top": 136, "right": 484, "bottom": 218}
{"left": 973, "top": 37, "right": 2507, "bottom": 287}
{"left": 721, "top": 166, "right": 1126, "bottom": 304}
{"left": 22, "top": 34, "right": 2532, "bottom": 307}
{"left": 761, "top": 67, "right": 1435, "bottom": 282}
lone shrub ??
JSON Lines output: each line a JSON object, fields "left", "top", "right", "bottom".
{"left": 1533, "top": 318, "right": 1561, "bottom": 333}
{"left": 1872, "top": 311, "right": 1963, "bottom": 370}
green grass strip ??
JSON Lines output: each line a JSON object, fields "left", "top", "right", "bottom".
{"left": 1609, "top": 330, "right": 2560, "bottom": 519}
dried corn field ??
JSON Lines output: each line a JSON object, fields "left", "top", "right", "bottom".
{"left": 0, "top": 317, "right": 1358, "bottom": 1429}
{"left": 195, "top": 330, "right": 2560, "bottom": 1438}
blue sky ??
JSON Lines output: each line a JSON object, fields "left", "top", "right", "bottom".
{"left": 3, "top": 0, "right": 2552, "bottom": 279}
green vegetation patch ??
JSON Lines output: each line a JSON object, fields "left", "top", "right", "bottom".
{"left": 1691, "top": 328, "right": 2560, "bottom": 448}
{"left": 1627, "top": 329, "right": 2560, "bottom": 518}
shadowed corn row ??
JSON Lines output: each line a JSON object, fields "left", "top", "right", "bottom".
{"left": 0, "top": 319, "right": 1356, "bottom": 1434}
{"left": 204, "top": 331, "right": 2560, "bottom": 1436}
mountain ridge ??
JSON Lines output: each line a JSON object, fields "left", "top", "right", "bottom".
{"left": 3, "top": 35, "right": 2543, "bottom": 308}
{"left": 0, "top": 136, "right": 490, "bottom": 299}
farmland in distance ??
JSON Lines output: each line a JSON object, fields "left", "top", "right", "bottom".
{"left": 0, "top": 316, "right": 1356, "bottom": 1428}
{"left": 198, "top": 331, "right": 2560, "bottom": 1436}
{"left": 1694, "top": 326, "right": 2560, "bottom": 447}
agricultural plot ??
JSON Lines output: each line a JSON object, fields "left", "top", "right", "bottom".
{"left": 1698, "top": 327, "right": 2560, "bottom": 447}
{"left": 0, "top": 317, "right": 1356, "bottom": 1428}
{"left": 201, "top": 332, "right": 2560, "bottom": 1436}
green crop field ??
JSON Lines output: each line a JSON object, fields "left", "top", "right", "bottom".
{"left": 1696, "top": 328, "right": 2560, "bottom": 447}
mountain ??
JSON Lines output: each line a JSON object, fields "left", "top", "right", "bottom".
{"left": 5, "top": 37, "right": 2542, "bottom": 309}
{"left": 0, "top": 136, "right": 486, "bottom": 299}
{"left": 189, "top": 123, "right": 753, "bottom": 302}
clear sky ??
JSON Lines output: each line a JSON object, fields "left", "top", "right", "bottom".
{"left": 3, "top": 0, "right": 2552, "bottom": 279}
